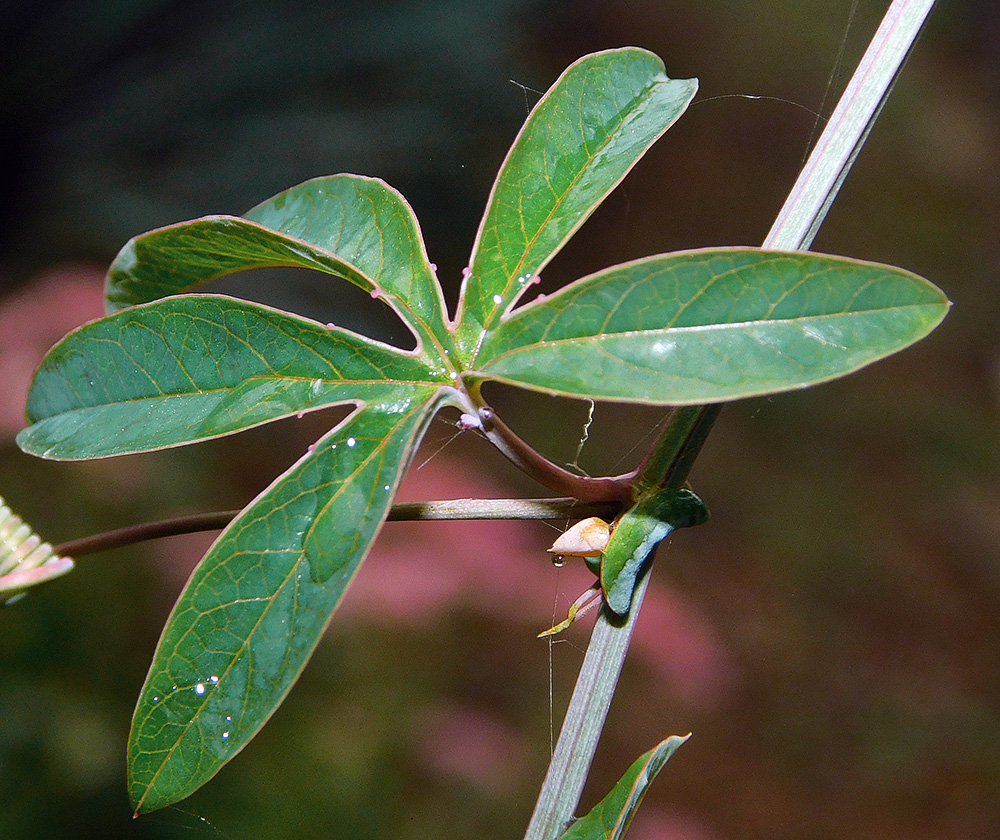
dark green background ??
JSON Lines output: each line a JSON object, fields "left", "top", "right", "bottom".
{"left": 2, "top": 1, "right": 998, "bottom": 838}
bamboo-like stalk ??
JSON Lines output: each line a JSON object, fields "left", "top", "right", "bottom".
{"left": 523, "top": 2, "right": 937, "bottom": 838}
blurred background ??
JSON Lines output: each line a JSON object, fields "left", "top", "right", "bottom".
{"left": 2, "top": 1, "right": 998, "bottom": 838}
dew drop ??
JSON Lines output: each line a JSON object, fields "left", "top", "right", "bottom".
{"left": 226, "top": 716, "right": 232, "bottom": 722}
{"left": 492, "top": 294, "right": 503, "bottom": 305}
{"left": 296, "top": 411, "right": 305, "bottom": 420}
{"left": 210, "top": 675, "right": 219, "bottom": 684}
{"left": 222, "top": 731, "right": 230, "bottom": 740}
{"left": 552, "top": 555, "right": 566, "bottom": 568}
{"left": 346, "top": 437, "right": 357, "bottom": 448}
{"left": 195, "top": 683, "right": 206, "bottom": 696}
{"left": 383, "top": 484, "right": 390, "bottom": 491}
{"left": 429, "top": 262, "right": 437, "bottom": 271}
{"left": 152, "top": 696, "right": 159, "bottom": 703}
{"left": 370, "top": 288, "right": 381, "bottom": 299}
{"left": 325, "top": 322, "right": 336, "bottom": 329}
{"left": 449, "top": 371, "right": 458, "bottom": 380}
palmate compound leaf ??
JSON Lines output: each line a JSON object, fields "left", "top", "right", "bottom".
{"left": 555, "top": 736, "right": 689, "bottom": 840}
{"left": 13, "top": 42, "right": 952, "bottom": 819}
{"left": 454, "top": 47, "right": 697, "bottom": 356}
{"left": 472, "top": 248, "right": 950, "bottom": 403}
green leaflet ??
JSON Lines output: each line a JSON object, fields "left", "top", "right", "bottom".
{"left": 128, "top": 395, "right": 438, "bottom": 813}
{"left": 18, "top": 295, "right": 446, "bottom": 459}
{"left": 456, "top": 47, "right": 697, "bottom": 356}
{"left": 104, "top": 174, "right": 453, "bottom": 355}
{"left": 555, "top": 736, "right": 689, "bottom": 840}
{"left": 473, "top": 249, "right": 950, "bottom": 404}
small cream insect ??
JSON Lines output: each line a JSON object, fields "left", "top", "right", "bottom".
{"left": 547, "top": 517, "right": 610, "bottom": 565}
{"left": 541, "top": 517, "right": 612, "bottom": 637}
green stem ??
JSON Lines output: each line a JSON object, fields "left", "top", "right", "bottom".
{"left": 524, "top": 2, "right": 937, "bottom": 838}
{"left": 524, "top": 569, "right": 652, "bottom": 840}
{"left": 634, "top": 405, "right": 722, "bottom": 492}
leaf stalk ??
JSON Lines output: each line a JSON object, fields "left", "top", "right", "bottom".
{"left": 473, "top": 404, "right": 635, "bottom": 502}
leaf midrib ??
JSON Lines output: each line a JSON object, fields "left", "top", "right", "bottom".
{"left": 481, "top": 300, "right": 943, "bottom": 363}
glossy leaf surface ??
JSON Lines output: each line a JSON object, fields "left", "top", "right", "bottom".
{"left": 456, "top": 48, "right": 697, "bottom": 355}
{"left": 18, "top": 296, "right": 445, "bottom": 459}
{"left": 555, "top": 736, "right": 689, "bottom": 840}
{"left": 105, "top": 174, "right": 452, "bottom": 353}
{"left": 128, "top": 396, "right": 437, "bottom": 813}
{"left": 474, "top": 248, "right": 950, "bottom": 404}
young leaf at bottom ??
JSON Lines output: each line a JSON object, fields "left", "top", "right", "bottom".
{"left": 555, "top": 736, "right": 689, "bottom": 840}
{"left": 127, "top": 393, "right": 438, "bottom": 813}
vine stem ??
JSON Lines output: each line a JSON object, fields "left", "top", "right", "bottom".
{"left": 523, "top": 2, "right": 937, "bottom": 838}
{"left": 52, "top": 498, "right": 623, "bottom": 559}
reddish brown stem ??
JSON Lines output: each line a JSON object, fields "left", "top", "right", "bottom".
{"left": 53, "top": 497, "right": 623, "bottom": 559}
{"left": 474, "top": 405, "right": 635, "bottom": 502}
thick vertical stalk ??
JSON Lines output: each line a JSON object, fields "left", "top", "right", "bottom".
{"left": 523, "top": 2, "right": 937, "bottom": 838}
